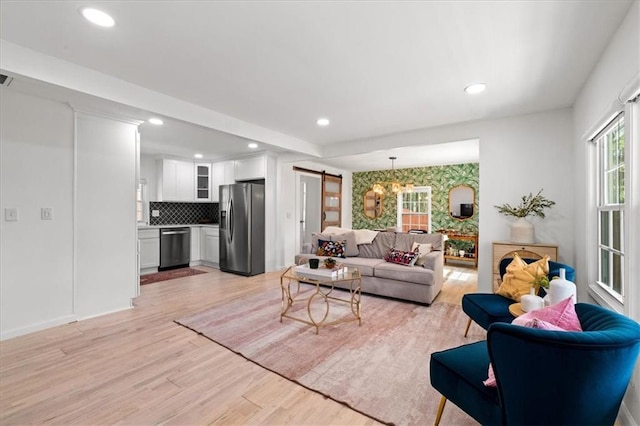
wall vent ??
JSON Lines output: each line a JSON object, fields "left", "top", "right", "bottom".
{"left": 0, "top": 74, "right": 14, "bottom": 87}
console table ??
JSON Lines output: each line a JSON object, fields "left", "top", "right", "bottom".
{"left": 440, "top": 232, "right": 478, "bottom": 268}
{"left": 492, "top": 241, "right": 558, "bottom": 292}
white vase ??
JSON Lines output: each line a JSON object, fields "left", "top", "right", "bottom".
{"left": 548, "top": 268, "right": 577, "bottom": 305}
{"left": 510, "top": 217, "right": 535, "bottom": 244}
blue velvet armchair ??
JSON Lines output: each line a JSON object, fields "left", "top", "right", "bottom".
{"left": 462, "top": 259, "right": 575, "bottom": 336}
{"left": 430, "top": 303, "right": 640, "bottom": 425}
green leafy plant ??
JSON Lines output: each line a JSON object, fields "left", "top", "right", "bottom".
{"left": 533, "top": 274, "right": 550, "bottom": 290}
{"left": 494, "top": 189, "right": 556, "bottom": 219}
{"left": 324, "top": 257, "right": 336, "bottom": 268}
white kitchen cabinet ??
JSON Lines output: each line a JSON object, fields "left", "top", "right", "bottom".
{"left": 195, "top": 163, "right": 212, "bottom": 201}
{"left": 235, "top": 155, "right": 265, "bottom": 181}
{"left": 157, "top": 158, "right": 194, "bottom": 201}
{"left": 138, "top": 228, "right": 160, "bottom": 274}
{"left": 201, "top": 227, "right": 220, "bottom": 267}
{"left": 211, "top": 160, "right": 235, "bottom": 202}
{"left": 190, "top": 226, "right": 201, "bottom": 264}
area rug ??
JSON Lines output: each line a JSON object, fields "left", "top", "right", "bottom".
{"left": 175, "top": 285, "right": 481, "bottom": 425}
{"left": 140, "top": 267, "right": 207, "bottom": 285}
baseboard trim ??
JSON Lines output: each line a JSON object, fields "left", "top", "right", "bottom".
{"left": 78, "top": 305, "right": 133, "bottom": 321}
{"left": 0, "top": 314, "right": 78, "bottom": 341}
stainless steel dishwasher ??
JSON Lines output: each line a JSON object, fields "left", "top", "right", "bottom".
{"left": 159, "top": 227, "right": 190, "bottom": 270}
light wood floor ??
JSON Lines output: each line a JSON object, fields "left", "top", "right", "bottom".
{"left": 0, "top": 264, "right": 477, "bottom": 425}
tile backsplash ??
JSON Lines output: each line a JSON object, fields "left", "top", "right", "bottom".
{"left": 149, "top": 202, "right": 218, "bottom": 226}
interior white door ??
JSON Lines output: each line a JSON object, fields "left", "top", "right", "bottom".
{"left": 297, "top": 173, "right": 321, "bottom": 253}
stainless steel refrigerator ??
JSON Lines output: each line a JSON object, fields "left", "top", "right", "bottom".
{"left": 219, "top": 183, "right": 265, "bottom": 276}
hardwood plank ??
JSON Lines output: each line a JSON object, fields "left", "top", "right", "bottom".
{"left": 0, "top": 265, "right": 477, "bottom": 425}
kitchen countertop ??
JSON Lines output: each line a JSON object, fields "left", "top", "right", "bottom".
{"left": 138, "top": 224, "right": 219, "bottom": 229}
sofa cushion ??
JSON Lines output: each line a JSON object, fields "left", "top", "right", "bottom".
{"left": 331, "top": 231, "right": 359, "bottom": 257}
{"left": 357, "top": 231, "right": 396, "bottom": 259}
{"left": 395, "top": 233, "right": 445, "bottom": 252}
{"left": 337, "top": 257, "right": 385, "bottom": 277}
{"left": 374, "top": 261, "right": 434, "bottom": 286}
{"left": 311, "top": 232, "right": 333, "bottom": 252}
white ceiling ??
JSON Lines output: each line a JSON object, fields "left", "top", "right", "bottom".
{"left": 0, "top": 0, "right": 632, "bottom": 171}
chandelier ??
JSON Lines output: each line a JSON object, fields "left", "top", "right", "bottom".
{"left": 372, "top": 157, "right": 414, "bottom": 194}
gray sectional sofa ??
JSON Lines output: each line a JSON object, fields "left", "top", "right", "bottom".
{"left": 294, "top": 231, "right": 445, "bottom": 305}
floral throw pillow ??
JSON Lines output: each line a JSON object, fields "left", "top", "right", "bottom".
{"left": 316, "top": 239, "right": 345, "bottom": 258}
{"left": 384, "top": 248, "right": 418, "bottom": 266}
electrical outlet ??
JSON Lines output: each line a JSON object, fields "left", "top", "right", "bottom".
{"left": 41, "top": 208, "right": 53, "bottom": 220}
{"left": 4, "top": 208, "right": 18, "bottom": 222}
{"left": 152, "top": 210, "right": 160, "bottom": 217}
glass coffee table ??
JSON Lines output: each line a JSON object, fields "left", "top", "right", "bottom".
{"left": 280, "top": 263, "right": 362, "bottom": 334}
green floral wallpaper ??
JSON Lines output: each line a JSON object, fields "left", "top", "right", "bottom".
{"left": 352, "top": 163, "right": 479, "bottom": 233}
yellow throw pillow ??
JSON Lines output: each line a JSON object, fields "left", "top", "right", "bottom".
{"left": 496, "top": 254, "right": 550, "bottom": 302}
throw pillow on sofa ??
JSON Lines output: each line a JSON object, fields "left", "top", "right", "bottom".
{"left": 312, "top": 231, "right": 359, "bottom": 257}
{"left": 411, "top": 242, "right": 432, "bottom": 266}
{"left": 384, "top": 248, "right": 418, "bottom": 266}
{"left": 316, "top": 239, "right": 346, "bottom": 258}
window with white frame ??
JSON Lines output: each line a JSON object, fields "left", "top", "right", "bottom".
{"left": 396, "top": 187, "right": 432, "bottom": 233}
{"left": 594, "top": 114, "right": 625, "bottom": 300}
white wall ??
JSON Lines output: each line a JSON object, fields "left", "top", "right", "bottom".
{"left": 277, "top": 158, "right": 353, "bottom": 269}
{"left": 264, "top": 153, "right": 278, "bottom": 271}
{"left": 323, "top": 108, "right": 574, "bottom": 293}
{"left": 572, "top": 2, "right": 639, "bottom": 423}
{"left": 0, "top": 88, "right": 140, "bottom": 340}
{"left": 74, "top": 112, "right": 139, "bottom": 318}
{"left": 0, "top": 88, "right": 76, "bottom": 338}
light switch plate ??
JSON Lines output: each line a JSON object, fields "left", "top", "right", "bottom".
{"left": 4, "top": 208, "right": 18, "bottom": 222}
{"left": 41, "top": 208, "right": 53, "bottom": 220}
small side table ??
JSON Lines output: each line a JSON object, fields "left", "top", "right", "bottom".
{"left": 509, "top": 302, "right": 525, "bottom": 317}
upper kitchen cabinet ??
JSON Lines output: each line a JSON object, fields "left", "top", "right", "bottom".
{"left": 211, "top": 160, "right": 236, "bottom": 202}
{"left": 236, "top": 156, "right": 266, "bottom": 181}
{"left": 195, "top": 162, "right": 212, "bottom": 201}
{"left": 157, "top": 158, "right": 194, "bottom": 201}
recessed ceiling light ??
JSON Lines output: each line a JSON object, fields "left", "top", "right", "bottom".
{"left": 194, "top": 153, "right": 203, "bottom": 159}
{"left": 248, "top": 143, "right": 258, "bottom": 149}
{"left": 148, "top": 118, "right": 164, "bottom": 125}
{"left": 464, "top": 83, "right": 486, "bottom": 94}
{"left": 316, "top": 118, "right": 330, "bottom": 126}
{"left": 80, "top": 8, "right": 115, "bottom": 28}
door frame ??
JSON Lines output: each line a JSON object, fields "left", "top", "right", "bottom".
{"left": 294, "top": 171, "right": 322, "bottom": 256}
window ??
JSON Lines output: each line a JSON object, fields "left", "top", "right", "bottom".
{"left": 136, "top": 178, "right": 148, "bottom": 224}
{"left": 396, "top": 187, "right": 431, "bottom": 233}
{"left": 595, "top": 115, "right": 625, "bottom": 300}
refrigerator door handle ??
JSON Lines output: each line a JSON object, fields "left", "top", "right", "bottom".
{"left": 229, "top": 198, "right": 234, "bottom": 243}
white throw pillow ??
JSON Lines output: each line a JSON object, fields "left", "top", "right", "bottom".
{"left": 411, "top": 242, "right": 432, "bottom": 266}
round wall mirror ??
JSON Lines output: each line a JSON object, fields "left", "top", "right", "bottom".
{"left": 449, "top": 185, "right": 475, "bottom": 220}
{"left": 363, "top": 189, "right": 383, "bottom": 219}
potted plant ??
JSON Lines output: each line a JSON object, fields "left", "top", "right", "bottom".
{"left": 494, "top": 189, "right": 555, "bottom": 243}
{"left": 324, "top": 257, "right": 337, "bottom": 269}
